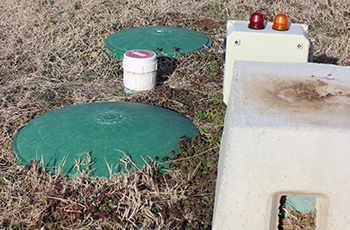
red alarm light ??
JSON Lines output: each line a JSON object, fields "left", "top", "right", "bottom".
{"left": 272, "top": 13, "right": 289, "bottom": 31}
{"left": 248, "top": 12, "right": 265, "bottom": 30}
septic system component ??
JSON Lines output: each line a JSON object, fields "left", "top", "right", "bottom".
{"left": 248, "top": 12, "right": 265, "bottom": 30}
{"left": 272, "top": 13, "right": 290, "bottom": 31}
{"left": 222, "top": 12, "right": 313, "bottom": 104}
{"left": 105, "top": 26, "right": 212, "bottom": 60}
{"left": 123, "top": 50, "right": 158, "bottom": 93}
{"left": 13, "top": 102, "right": 199, "bottom": 178}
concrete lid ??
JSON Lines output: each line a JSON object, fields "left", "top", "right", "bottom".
{"left": 230, "top": 61, "right": 350, "bottom": 130}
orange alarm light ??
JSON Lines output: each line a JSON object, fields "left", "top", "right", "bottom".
{"left": 272, "top": 13, "right": 289, "bottom": 31}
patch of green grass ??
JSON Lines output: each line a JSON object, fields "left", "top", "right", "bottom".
{"left": 203, "top": 2, "right": 232, "bottom": 22}
{"left": 109, "top": 3, "right": 124, "bottom": 12}
{"left": 5, "top": 140, "right": 13, "bottom": 150}
{"left": 194, "top": 93, "right": 226, "bottom": 127}
{"left": 82, "top": 70, "right": 97, "bottom": 82}
{"left": 159, "top": 132, "right": 221, "bottom": 229}
{"left": 112, "top": 89, "right": 127, "bottom": 97}
{"left": 54, "top": 211, "right": 60, "bottom": 218}
{"left": 12, "top": 222, "right": 28, "bottom": 230}
{"left": 24, "top": 199, "right": 33, "bottom": 207}
{"left": 133, "top": 3, "right": 141, "bottom": 9}
{"left": 0, "top": 177, "right": 7, "bottom": 186}
{"left": 14, "top": 121, "right": 21, "bottom": 127}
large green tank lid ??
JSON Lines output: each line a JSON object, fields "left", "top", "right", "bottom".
{"left": 105, "top": 26, "right": 212, "bottom": 60}
{"left": 13, "top": 102, "right": 199, "bottom": 178}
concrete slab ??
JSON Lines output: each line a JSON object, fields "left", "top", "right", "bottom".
{"left": 212, "top": 61, "right": 350, "bottom": 230}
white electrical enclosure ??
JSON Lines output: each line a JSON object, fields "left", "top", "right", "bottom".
{"left": 223, "top": 20, "right": 312, "bottom": 104}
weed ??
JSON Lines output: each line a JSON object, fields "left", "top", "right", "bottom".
{"left": 12, "top": 222, "right": 28, "bottom": 230}
{"left": 82, "top": 70, "right": 97, "bottom": 82}
{"left": 14, "top": 121, "right": 21, "bottom": 127}
{"left": 112, "top": 89, "right": 127, "bottom": 97}
{"left": 24, "top": 200, "right": 33, "bottom": 207}
{"left": 54, "top": 211, "right": 60, "bottom": 218}
{"left": 0, "top": 177, "right": 6, "bottom": 186}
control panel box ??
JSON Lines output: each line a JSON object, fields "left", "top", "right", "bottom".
{"left": 223, "top": 20, "right": 313, "bottom": 104}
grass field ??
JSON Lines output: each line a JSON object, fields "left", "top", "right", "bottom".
{"left": 1, "top": 0, "right": 349, "bottom": 229}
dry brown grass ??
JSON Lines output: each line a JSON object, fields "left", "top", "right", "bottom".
{"left": 1, "top": 0, "right": 349, "bottom": 229}
{"left": 282, "top": 209, "right": 316, "bottom": 230}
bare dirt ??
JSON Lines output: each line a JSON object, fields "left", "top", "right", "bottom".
{"left": 291, "top": 81, "right": 331, "bottom": 101}
{"left": 276, "top": 79, "right": 333, "bottom": 103}
{"left": 240, "top": 73, "right": 350, "bottom": 130}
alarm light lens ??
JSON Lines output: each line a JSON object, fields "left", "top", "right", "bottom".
{"left": 248, "top": 12, "right": 265, "bottom": 30}
{"left": 272, "top": 13, "right": 289, "bottom": 30}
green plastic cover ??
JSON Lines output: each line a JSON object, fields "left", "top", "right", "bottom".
{"left": 13, "top": 102, "right": 199, "bottom": 178}
{"left": 105, "top": 26, "right": 212, "bottom": 60}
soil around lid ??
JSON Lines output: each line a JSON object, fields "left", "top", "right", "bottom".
{"left": 192, "top": 19, "right": 219, "bottom": 31}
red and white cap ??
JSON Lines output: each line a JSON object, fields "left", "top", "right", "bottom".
{"left": 123, "top": 50, "right": 157, "bottom": 73}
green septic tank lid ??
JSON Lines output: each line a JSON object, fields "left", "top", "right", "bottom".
{"left": 105, "top": 26, "right": 212, "bottom": 60}
{"left": 13, "top": 102, "right": 199, "bottom": 178}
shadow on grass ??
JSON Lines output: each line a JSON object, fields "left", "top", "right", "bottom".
{"left": 313, "top": 55, "right": 339, "bottom": 65}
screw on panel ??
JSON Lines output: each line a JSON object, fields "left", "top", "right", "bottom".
{"left": 234, "top": 39, "right": 241, "bottom": 46}
{"left": 296, "top": 43, "right": 303, "bottom": 49}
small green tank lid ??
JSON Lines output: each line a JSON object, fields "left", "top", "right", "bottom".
{"left": 13, "top": 102, "right": 199, "bottom": 178}
{"left": 105, "top": 26, "right": 212, "bottom": 60}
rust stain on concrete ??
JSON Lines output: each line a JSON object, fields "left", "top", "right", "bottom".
{"left": 241, "top": 74, "right": 350, "bottom": 129}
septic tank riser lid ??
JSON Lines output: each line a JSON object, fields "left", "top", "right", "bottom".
{"left": 13, "top": 102, "right": 199, "bottom": 178}
{"left": 105, "top": 26, "right": 212, "bottom": 60}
